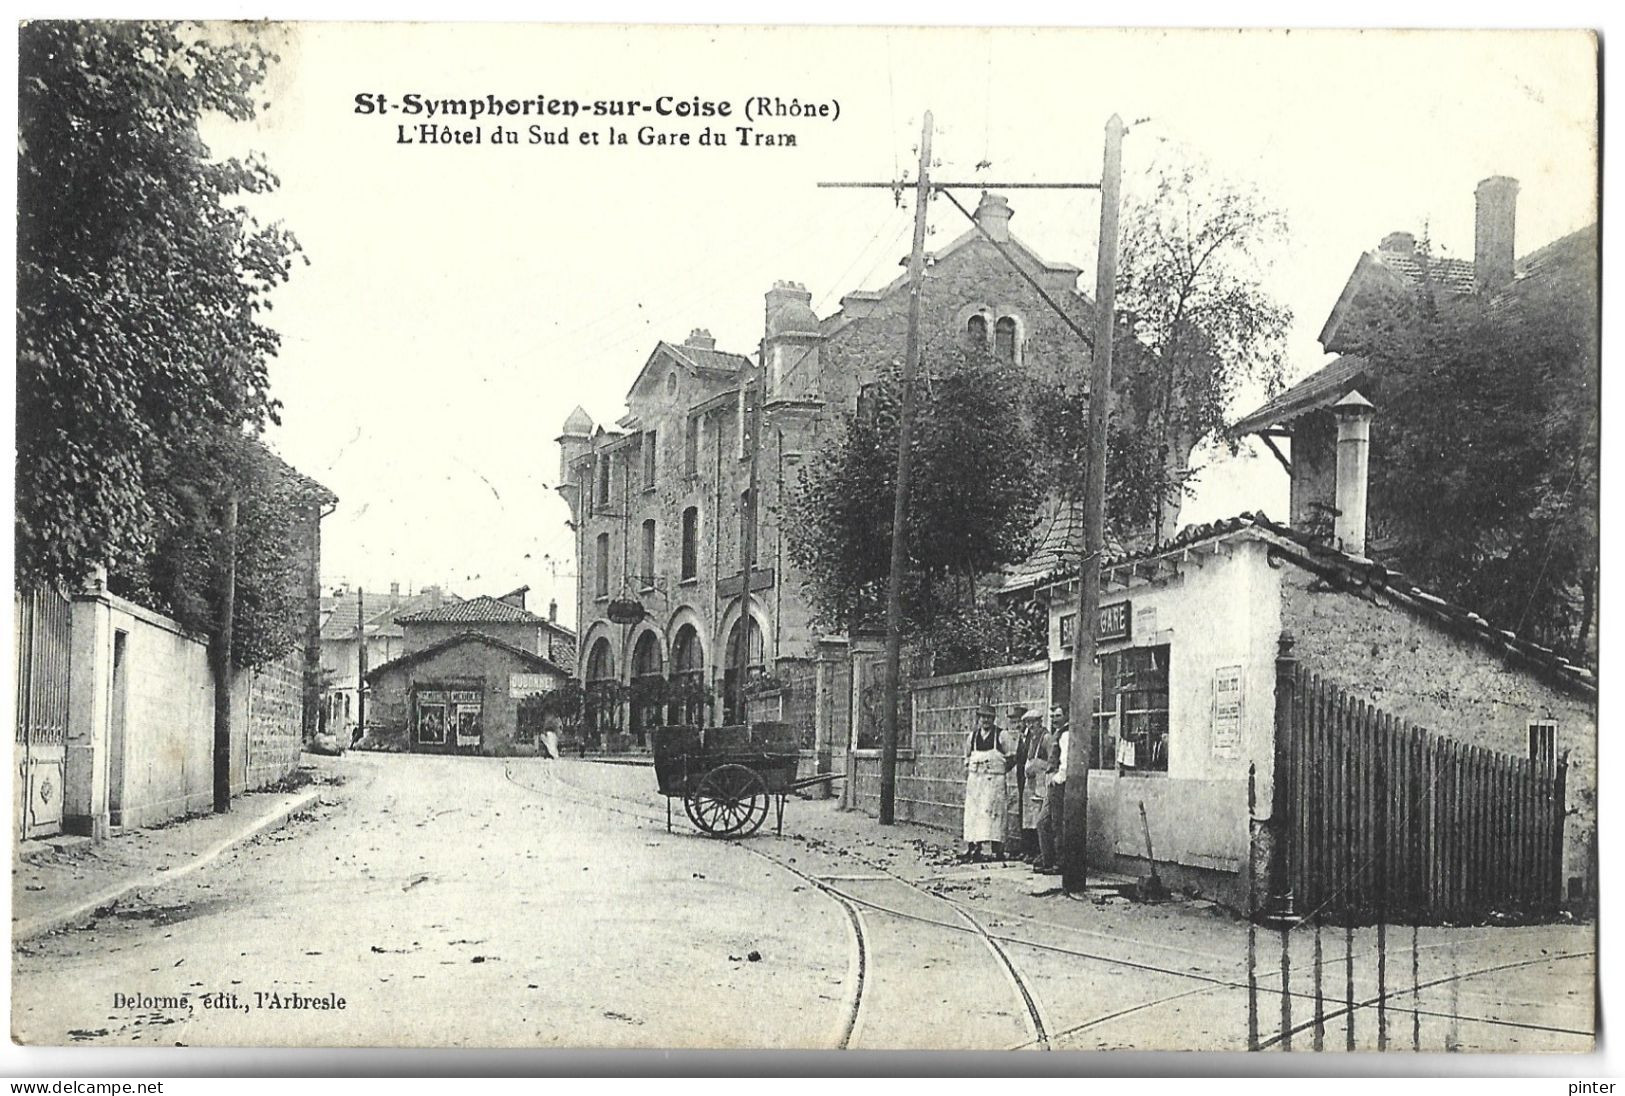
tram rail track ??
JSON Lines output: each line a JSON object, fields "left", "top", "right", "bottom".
{"left": 506, "top": 758, "right": 1593, "bottom": 1051}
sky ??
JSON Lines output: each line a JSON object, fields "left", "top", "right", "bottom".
{"left": 205, "top": 24, "right": 1598, "bottom": 627}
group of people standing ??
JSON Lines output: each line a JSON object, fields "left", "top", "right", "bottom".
{"left": 961, "top": 701, "right": 1071, "bottom": 875}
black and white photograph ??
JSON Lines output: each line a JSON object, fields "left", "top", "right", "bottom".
{"left": 7, "top": 19, "right": 1603, "bottom": 1063}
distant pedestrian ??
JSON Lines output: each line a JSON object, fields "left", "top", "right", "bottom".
{"left": 1034, "top": 704, "right": 1070, "bottom": 875}
{"left": 961, "top": 702, "right": 1010, "bottom": 861}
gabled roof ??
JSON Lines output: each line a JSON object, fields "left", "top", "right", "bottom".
{"left": 1318, "top": 249, "right": 1476, "bottom": 352}
{"left": 252, "top": 440, "right": 338, "bottom": 509}
{"left": 364, "top": 631, "right": 571, "bottom": 684}
{"left": 321, "top": 588, "right": 460, "bottom": 642}
{"left": 397, "top": 594, "right": 550, "bottom": 626}
{"left": 1241, "top": 221, "right": 1596, "bottom": 438}
{"left": 622, "top": 340, "right": 750, "bottom": 406}
{"left": 1013, "top": 512, "right": 1595, "bottom": 698}
{"left": 1229, "top": 355, "right": 1372, "bottom": 436}
{"left": 1001, "top": 496, "right": 1126, "bottom": 593}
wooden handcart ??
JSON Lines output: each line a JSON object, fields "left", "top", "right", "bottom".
{"left": 652, "top": 722, "right": 841, "bottom": 837}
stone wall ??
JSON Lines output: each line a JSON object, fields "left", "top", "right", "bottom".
{"left": 238, "top": 652, "right": 304, "bottom": 794}
{"left": 847, "top": 660, "right": 1048, "bottom": 834}
{"left": 1281, "top": 565, "right": 1598, "bottom": 900}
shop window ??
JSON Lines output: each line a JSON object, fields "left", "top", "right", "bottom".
{"left": 415, "top": 690, "right": 448, "bottom": 745}
{"left": 1529, "top": 720, "right": 1558, "bottom": 779}
{"left": 669, "top": 624, "right": 707, "bottom": 726}
{"left": 451, "top": 691, "right": 483, "bottom": 748}
{"left": 1098, "top": 644, "right": 1170, "bottom": 772}
{"left": 594, "top": 532, "right": 610, "bottom": 598}
{"left": 680, "top": 506, "right": 699, "bottom": 580}
{"left": 722, "top": 615, "right": 765, "bottom": 724}
{"left": 629, "top": 631, "right": 664, "bottom": 748}
{"left": 640, "top": 519, "right": 656, "bottom": 588}
{"left": 585, "top": 638, "right": 619, "bottom": 745}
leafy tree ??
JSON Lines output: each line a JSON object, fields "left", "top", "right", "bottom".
{"left": 785, "top": 358, "right": 1042, "bottom": 637}
{"left": 16, "top": 21, "right": 300, "bottom": 592}
{"left": 1337, "top": 246, "right": 1599, "bottom": 662}
{"left": 111, "top": 434, "right": 322, "bottom": 669}
{"left": 1116, "top": 149, "right": 1293, "bottom": 535}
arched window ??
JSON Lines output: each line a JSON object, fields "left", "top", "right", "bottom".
{"left": 669, "top": 624, "right": 706, "bottom": 726}
{"left": 629, "top": 631, "right": 664, "bottom": 747}
{"left": 585, "top": 637, "right": 619, "bottom": 743}
{"left": 722, "top": 615, "right": 765, "bottom": 724}
{"left": 994, "top": 316, "right": 1018, "bottom": 363}
{"left": 966, "top": 314, "right": 988, "bottom": 351}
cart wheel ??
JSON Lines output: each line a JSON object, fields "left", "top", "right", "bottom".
{"left": 685, "top": 764, "right": 769, "bottom": 838}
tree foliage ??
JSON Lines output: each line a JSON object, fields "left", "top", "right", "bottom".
{"left": 785, "top": 358, "right": 1042, "bottom": 636}
{"left": 111, "top": 435, "right": 318, "bottom": 669}
{"left": 16, "top": 21, "right": 300, "bottom": 592}
{"left": 1336, "top": 250, "right": 1599, "bottom": 662}
{"left": 1116, "top": 149, "right": 1293, "bottom": 532}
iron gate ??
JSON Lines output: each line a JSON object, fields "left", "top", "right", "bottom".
{"left": 15, "top": 587, "right": 72, "bottom": 840}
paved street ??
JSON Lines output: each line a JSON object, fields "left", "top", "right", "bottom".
{"left": 12, "top": 754, "right": 1597, "bottom": 1051}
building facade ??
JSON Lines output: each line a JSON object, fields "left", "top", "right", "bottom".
{"left": 364, "top": 632, "right": 571, "bottom": 756}
{"left": 557, "top": 192, "right": 1152, "bottom": 747}
{"left": 318, "top": 583, "right": 455, "bottom": 739}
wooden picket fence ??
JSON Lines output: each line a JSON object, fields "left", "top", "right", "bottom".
{"left": 1279, "top": 665, "right": 1566, "bottom": 923}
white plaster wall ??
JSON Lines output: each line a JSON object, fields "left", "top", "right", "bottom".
{"left": 1046, "top": 537, "right": 1284, "bottom": 877}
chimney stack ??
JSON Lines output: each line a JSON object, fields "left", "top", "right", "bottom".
{"left": 1378, "top": 231, "right": 1416, "bottom": 257}
{"left": 1332, "top": 390, "right": 1375, "bottom": 559}
{"left": 1474, "top": 176, "right": 1519, "bottom": 293}
{"left": 684, "top": 328, "right": 716, "bottom": 351}
{"left": 973, "top": 192, "right": 1014, "bottom": 243}
{"left": 548, "top": 598, "right": 558, "bottom": 623}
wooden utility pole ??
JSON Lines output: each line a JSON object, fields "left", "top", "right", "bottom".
{"left": 878, "top": 111, "right": 934, "bottom": 826}
{"left": 356, "top": 587, "right": 368, "bottom": 742}
{"left": 736, "top": 360, "right": 764, "bottom": 724}
{"left": 212, "top": 492, "right": 239, "bottom": 814}
{"left": 1062, "top": 114, "right": 1126, "bottom": 891}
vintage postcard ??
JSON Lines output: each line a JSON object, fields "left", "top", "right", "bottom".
{"left": 11, "top": 22, "right": 1599, "bottom": 1056}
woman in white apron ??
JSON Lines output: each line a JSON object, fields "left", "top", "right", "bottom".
{"left": 961, "top": 703, "right": 1009, "bottom": 861}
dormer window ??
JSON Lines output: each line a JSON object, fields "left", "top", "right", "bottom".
{"left": 966, "top": 314, "right": 989, "bottom": 352}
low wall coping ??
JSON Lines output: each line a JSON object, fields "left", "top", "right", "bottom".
{"left": 910, "top": 659, "right": 1048, "bottom": 692}
{"left": 74, "top": 588, "right": 208, "bottom": 645}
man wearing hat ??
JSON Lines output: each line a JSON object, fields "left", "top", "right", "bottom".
{"left": 961, "top": 701, "right": 1010, "bottom": 861}
{"left": 1033, "top": 703, "right": 1070, "bottom": 875}
{"left": 1009, "top": 708, "right": 1046, "bottom": 861}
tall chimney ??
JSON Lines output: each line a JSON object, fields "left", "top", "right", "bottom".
{"left": 1333, "top": 390, "right": 1375, "bottom": 559}
{"left": 1474, "top": 176, "right": 1519, "bottom": 293}
{"left": 973, "top": 192, "right": 1014, "bottom": 243}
